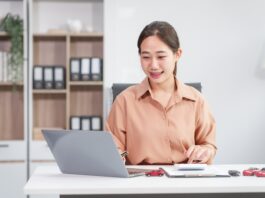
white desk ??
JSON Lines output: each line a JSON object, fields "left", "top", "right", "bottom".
{"left": 24, "top": 164, "right": 265, "bottom": 198}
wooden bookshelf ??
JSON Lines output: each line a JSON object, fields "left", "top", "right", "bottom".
{"left": 32, "top": 33, "right": 104, "bottom": 140}
{"left": 0, "top": 34, "right": 24, "bottom": 140}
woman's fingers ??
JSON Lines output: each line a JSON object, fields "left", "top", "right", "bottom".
{"left": 186, "top": 145, "right": 210, "bottom": 164}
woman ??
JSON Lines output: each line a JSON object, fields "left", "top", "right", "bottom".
{"left": 106, "top": 21, "right": 216, "bottom": 165}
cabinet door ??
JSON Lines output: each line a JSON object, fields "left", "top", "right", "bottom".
{"left": 0, "top": 162, "right": 26, "bottom": 198}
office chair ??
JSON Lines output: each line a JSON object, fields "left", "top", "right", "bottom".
{"left": 112, "top": 82, "right": 202, "bottom": 102}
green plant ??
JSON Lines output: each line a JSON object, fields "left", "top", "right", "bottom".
{"left": 0, "top": 13, "right": 23, "bottom": 83}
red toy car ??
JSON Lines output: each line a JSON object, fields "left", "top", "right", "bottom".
{"left": 243, "top": 167, "right": 259, "bottom": 176}
{"left": 255, "top": 170, "right": 265, "bottom": 177}
{"left": 145, "top": 169, "right": 165, "bottom": 177}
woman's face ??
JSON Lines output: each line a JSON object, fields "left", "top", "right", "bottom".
{"left": 140, "top": 35, "right": 181, "bottom": 85}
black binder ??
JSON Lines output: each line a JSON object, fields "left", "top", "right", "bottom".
{"left": 70, "top": 116, "right": 81, "bottom": 130}
{"left": 33, "top": 66, "right": 44, "bottom": 89}
{"left": 80, "top": 58, "right": 91, "bottom": 81}
{"left": 91, "top": 116, "right": 102, "bottom": 131}
{"left": 91, "top": 58, "right": 103, "bottom": 81}
{"left": 70, "top": 58, "right": 81, "bottom": 81}
{"left": 54, "top": 66, "right": 65, "bottom": 89}
{"left": 81, "top": 116, "right": 91, "bottom": 131}
{"left": 44, "top": 66, "right": 54, "bottom": 89}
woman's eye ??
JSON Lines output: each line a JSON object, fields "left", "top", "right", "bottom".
{"left": 142, "top": 56, "right": 150, "bottom": 59}
{"left": 158, "top": 56, "right": 166, "bottom": 59}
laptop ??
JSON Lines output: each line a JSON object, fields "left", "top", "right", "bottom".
{"left": 42, "top": 130, "right": 150, "bottom": 178}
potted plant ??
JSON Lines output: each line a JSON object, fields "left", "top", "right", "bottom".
{"left": 0, "top": 13, "right": 23, "bottom": 84}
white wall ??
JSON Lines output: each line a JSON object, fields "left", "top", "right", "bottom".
{"left": 32, "top": 0, "right": 103, "bottom": 33}
{"left": 104, "top": 0, "right": 265, "bottom": 164}
{"left": 0, "top": 1, "right": 23, "bottom": 19}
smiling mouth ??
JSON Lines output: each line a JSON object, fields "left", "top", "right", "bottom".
{"left": 150, "top": 71, "right": 164, "bottom": 79}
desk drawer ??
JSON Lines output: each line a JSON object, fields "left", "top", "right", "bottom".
{"left": 0, "top": 141, "right": 26, "bottom": 161}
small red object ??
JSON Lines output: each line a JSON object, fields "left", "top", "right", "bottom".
{"left": 145, "top": 169, "right": 165, "bottom": 177}
{"left": 255, "top": 171, "right": 265, "bottom": 177}
{"left": 243, "top": 168, "right": 259, "bottom": 176}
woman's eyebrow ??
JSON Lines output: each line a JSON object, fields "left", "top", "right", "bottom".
{"left": 141, "top": 51, "right": 151, "bottom": 55}
{"left": 156, "top": 51, "right": 167, "bottom": 54}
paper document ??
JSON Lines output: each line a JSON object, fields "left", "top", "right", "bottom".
{"left": 161, "top": 166, "right": 230, "bottom": 178}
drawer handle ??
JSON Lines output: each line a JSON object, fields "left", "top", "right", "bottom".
{"left": 0, "top": 144, "right": 9, "bottom": 148}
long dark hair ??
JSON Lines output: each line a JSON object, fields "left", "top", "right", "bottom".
{"left": 137, "top": 21, "right": 180, "bottom": 75}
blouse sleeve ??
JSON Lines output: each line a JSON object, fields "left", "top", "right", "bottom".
{"left": 105, "top": 96, "right": 126, "bottom": 151}
{"left": 195, "top": 97, "right": 217, "bottom": 163}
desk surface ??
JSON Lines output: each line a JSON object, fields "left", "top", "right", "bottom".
{"left": 24, "top": 164, "right": 265, "bottom": 195}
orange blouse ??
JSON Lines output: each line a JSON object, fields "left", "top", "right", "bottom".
{"left": 105, "top": 78, "right": 216, "bottom": 165}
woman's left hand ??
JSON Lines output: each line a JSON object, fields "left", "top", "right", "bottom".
{"left": 186, "top": 145, "right": 213, "bottom": 164}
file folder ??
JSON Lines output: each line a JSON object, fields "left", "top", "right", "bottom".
{"left": 70, "top": 58, "right": 80, "bottom": 81}
{"left": 44, "top": 67, "right": 54, "bottom": 89}
{"left": 91, "top": 116, "right": 102, "bottom": 131}
{"left": 81, "top": 116, "right": 91, "bottom": 131}
{"left": 70, "top": 116, "right": 81, "bottom": 130}
{"left": 91, "top": 58, "right": 102, "bottom": 81}
{"left": 54, "top": 66, "right": 65, "bottom": 89}
{"left": 33, "top": 66, "right": 44, "bottom": 89}
{"left": 80, "top": 58, "right": 91, "bottom": 80}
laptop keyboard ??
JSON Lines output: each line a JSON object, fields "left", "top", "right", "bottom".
{"left": 127, "top": 168, "right": 153, "bottom": 174}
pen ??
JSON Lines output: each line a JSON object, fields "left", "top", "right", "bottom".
{"left": 121, "top": 151, "right": 129, "bottom": 157}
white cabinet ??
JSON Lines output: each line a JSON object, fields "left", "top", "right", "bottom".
{"left": 0, "top": 1, "right": 28, "bottom": 198}
{"left": 0, "top": 162, "right": 26, "bottom": 198}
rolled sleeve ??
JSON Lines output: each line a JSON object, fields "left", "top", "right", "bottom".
{"left": 195, "top": 98, "right": 217, "bottom": 163}
{"left": 105, "top": 96, "right": 126, "bottom": 151}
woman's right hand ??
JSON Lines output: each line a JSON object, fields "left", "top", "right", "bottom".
{"left": 119, "top": 150, "right": 127, "bottom": 164}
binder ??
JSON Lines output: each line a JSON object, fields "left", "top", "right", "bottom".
{"left": 81, "top": 116, "right": 91, "bottom": 131}
{"left": 91, "top": 58, "right": 102, "bottom": 81}
{"left": 91, "top": 116, "right": 102, "bottom": 131}
{"left": 44, "top": 66, "right": 54, "bottom": 89}
{"left": 54, "top": 66, "right": 65, "bottom": 89}
{"left": 70, "top": 116, "right": 81, "bottom": 130}
{"left": 33, "top": 66, "right": 44, "bottom": 89}
{"left": 70, "top": 58, "right": 80, "bottom": 81}
{"left": 80, "top": 58, "right": 91, "bottom": 80}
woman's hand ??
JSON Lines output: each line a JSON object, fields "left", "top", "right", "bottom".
{"left": 119, "top": 150, "right": 127, "bottom": 164}
{"left": 186, "top": 145, "right": 213, "bottom": 164}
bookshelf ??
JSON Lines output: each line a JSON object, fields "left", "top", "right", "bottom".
{"left": 0, "top": 34, "right": 24, "bottom": 141}
{"left": 29, "top": 0, "right": 104, "bottom": 163}
{"left": 0, "top": 1, "right": 27, "bottom": 198}
{"left": 31, "top": 33, "right": 103, "bottom": 141}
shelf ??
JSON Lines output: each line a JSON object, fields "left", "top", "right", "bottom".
{"left": 69, "top": 81, "right": 103, "bottom": 86}
{"left": 0, "top": 82, "right": 23, "bottom": 86}
{"left": 33, "top": 89, "right": 67, "bottom": 94}
{"left": 33, "top": 32, "right": 103, "bottom": 38}
{"left": 33, "top": 33, "right": 67, "bottom": 38}
{"left": 69, "top": 32, "right": 103, "bottom": 38}
{"left": 0, "top": 32, "right": 8, "bottom": 37}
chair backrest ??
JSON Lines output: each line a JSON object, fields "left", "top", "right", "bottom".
{"left": 112, "top": 82, "right": 202, "bottom": 102}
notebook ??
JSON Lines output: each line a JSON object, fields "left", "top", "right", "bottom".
{"left": 42, "top": 130, "right": 150, "bottom": 178}
{"left": 161, "top": 166, "right": 230, "bottom": 178}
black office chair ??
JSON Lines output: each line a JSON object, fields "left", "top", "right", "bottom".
{"left": 112, "top": 82, "right": 202, "bottom": 102}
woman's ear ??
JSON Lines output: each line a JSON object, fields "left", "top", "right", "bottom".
{"left": 175, "top": 48, "right": 182, "bottom": 60}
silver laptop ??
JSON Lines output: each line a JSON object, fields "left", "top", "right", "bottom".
{"left": 42, "top": 130, "right": 149, "bottom": 178}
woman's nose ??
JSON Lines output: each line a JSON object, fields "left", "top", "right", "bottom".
{"left": 150, "top": 58, "right": 159, "bottom": 69}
